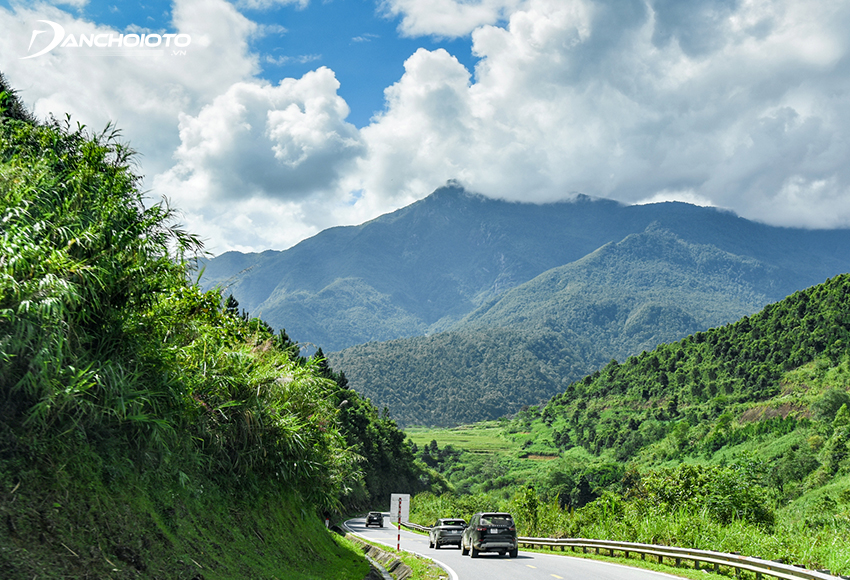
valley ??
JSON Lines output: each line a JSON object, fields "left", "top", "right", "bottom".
{"left": 397, "top": 275, "right": 850, "bottom": 575}
{"left": 203, "top": 187, "right": 850, "bottom": 428}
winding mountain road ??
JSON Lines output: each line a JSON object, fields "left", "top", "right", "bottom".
{"left": 346, "top": 515, "right": 686, "bottom": 580}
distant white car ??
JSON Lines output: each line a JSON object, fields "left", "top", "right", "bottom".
{"left": 428, "top": 518, "right": 466, "bottom": 549}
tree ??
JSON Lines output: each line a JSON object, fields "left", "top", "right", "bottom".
{"left": 812, "top": 387, "right": 850, "bottom": 423}
{"left": 821, "top": 404, "right": 850, "bottom": 475}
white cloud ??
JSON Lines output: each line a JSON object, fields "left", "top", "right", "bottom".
{"left": 48, "top": 0, "right": 89, "bottom": 9}
{"left": 254, "top": 23, "right": 288, "bottom": 37}
{"left": 4, "top": 0, "right": 850, "bottom": 254}
{"left": 152, "top": 66, "right": 365, "bottom": 252}
{"left": 264, "top": 53, "right": 321, "bottom": 66}
{"left": 354, "top": 0, "right": 850, "bottom": 229}
{"left": 352, "top": 33, "right": 380, "bottom": 42}
{"left": 236, "top": 0, "right": 308, "bottom": 10}
{"left": 155, "top": 67, "right": 363, "bottom": 204}
{"left": 380, "top": 0, "right": 526, "bottom": 38}
{"left": 635, "top": 190, "right": 716, "bottom": 208}
{"left": 2, "top": 0, "right": 258, "bottom": 183}
{"left": 352, "top": 48, "right": 476, "bottom": 205}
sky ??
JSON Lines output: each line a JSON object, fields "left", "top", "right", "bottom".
{"left": 2, "top": 0, "right": 849, "bottom": 255}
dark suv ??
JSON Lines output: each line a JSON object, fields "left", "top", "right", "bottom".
{"left": 365, "top": 511, "right": 384, "bottom": 527}
{"left": 428, "top": 518, "right": 466, "bottom": 549}
{"left": 461, "top": 512, "right": 518, "bottom": 558}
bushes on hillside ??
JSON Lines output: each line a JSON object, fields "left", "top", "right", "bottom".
{"left": 0, "top": 85, "right": 425, "bottom": 513}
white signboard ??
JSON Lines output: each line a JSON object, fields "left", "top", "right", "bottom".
{"left": 390, "top": 493, "right": 410, "bottom": 523}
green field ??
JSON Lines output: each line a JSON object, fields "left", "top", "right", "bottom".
{"left": 405, "top": 419, "right": 564, "bottom": 500}
{"left": 406, "top": 421, "right": 518, "bottom": 455}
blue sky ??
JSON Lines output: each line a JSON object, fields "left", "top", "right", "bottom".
{"left": 62, "top": 0, "right": 481, "bottom": 128}
{"left": 2, "top": 0, "right": 850, "bottom": 254}
{"left": 245, "top": 0, "right": 480, "bottom": 128}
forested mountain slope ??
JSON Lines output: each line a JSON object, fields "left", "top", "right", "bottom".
{"left": 407, "top": 274, "right": 850, "bottom": 575}
{"left": 329, "top": 226, "right": 805, "bottom": 426}
{"left": 461, "top": 224, "right": 778, "bottom": 358}
{"left": 201, "top": 186, "right": 850, "bottom": 353}
{"left": 537, "top": 272, "right": 850, "bottom": 460}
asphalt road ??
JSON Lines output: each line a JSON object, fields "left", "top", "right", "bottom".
{"left": 346, "top": 515, "right": 687, "bottom": 580}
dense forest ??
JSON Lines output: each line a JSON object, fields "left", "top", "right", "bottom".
{"left": 540, "top": 273, "right": 850, "bottom": 461}
{"left": 407, "top": 274, "right": 850, "bottom": 573}
{"left": 330, "top": 226, "right": 784, "bottom": 426}
{"left": 0, "top": 77, "right": 428, "bottom": 579}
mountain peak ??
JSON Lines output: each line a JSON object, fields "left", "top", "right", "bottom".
{"left": 421, "top": 183, "right": 486, "bottom": 206}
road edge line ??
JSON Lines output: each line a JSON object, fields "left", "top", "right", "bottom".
{"left": 343, "top": 519, "right": 459, "bottom": 580}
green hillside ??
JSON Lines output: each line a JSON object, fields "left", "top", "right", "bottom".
{"left": 539, "top": 273, "right": 850, "bottom": 461}
{"left": 329, "top": 226, "right": 782, "bottom": 426}
{"left": 0, "top": 79, "right": 425, "bottom": 578}
{"left": 405, "top": 274, "right": 850, "bottom": 574}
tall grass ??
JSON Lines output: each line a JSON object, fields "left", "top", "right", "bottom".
{"left": 0, "top": 102, "right": 360, "bottom": 512}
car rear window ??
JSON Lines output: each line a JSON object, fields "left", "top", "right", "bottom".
{"left": 480, "top": 514, "right": 513, "bottom": 526}
{"left": 443, "top": 520, "right": 465, "bottom": 526}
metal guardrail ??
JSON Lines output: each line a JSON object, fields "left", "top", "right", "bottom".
{"left": 401, "top": 522, "right": 844, "bottom": 580}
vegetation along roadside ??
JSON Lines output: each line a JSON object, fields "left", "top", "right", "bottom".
{"left": 0, "top": 75, "right": 437, "bottom": 579}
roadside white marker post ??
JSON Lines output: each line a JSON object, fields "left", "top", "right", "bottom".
{"left": 397, "top": 497, "right": 402, "bottom": 552}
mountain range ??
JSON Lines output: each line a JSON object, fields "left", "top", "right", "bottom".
{"left": 200, "top": 186, "right": 850, "bottom": 425}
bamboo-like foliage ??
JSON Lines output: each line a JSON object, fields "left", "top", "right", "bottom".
{"left": 142, "top": 285, "right": 363, "bottom": 508}
{"left": 0, "top": 91, "right": 361, "bottom": 510}
{"left": 0, "top": 110, "right": 196, "bottom": 434}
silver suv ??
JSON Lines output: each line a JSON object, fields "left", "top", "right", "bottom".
{"left": 461, "top": 512, "right": 518, "bottom": 558}
{"left": 428, "top": 518, "right": 466, "bottom": 549}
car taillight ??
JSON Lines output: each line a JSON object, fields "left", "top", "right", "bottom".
{"left": 476, "top": 526, "right": 487, "bottom": 532}
{"left": 509, "top": 526, "right": 515, "bottom": 532}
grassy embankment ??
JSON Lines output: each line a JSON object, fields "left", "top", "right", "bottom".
{"left": 0, "top": 80, "right": 376, "bottom": 579}
{"left": 1, "top": 468, "right": 368, "bottom": 579}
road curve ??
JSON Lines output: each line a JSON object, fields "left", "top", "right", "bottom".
{"left": 346, "top": 515, "right": 688, "bottom": 580}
